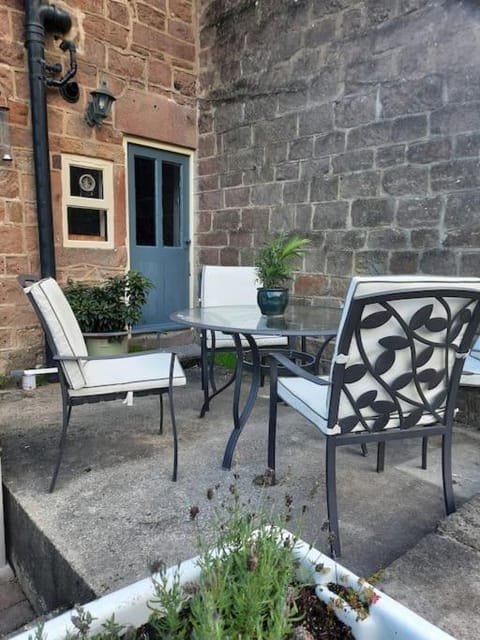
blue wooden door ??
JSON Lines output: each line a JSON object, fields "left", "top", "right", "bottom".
{"left": 127, "top": 144, "right": 190, "bottom": 329}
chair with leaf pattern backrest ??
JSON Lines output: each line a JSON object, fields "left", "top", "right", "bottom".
{"left": 460, "top": 335, "right": 480, "bottom": 386}
{"left": 19, "top": 275, "right": 186, "bottom": 492}
{"left": 198, "top": 266, "right": 288, "bottom": 415}
{"left": 267, "top": 276, "right": 480, "bottom": 557}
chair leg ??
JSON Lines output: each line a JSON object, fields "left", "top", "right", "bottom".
{"left": 421, "top": 436, "right": 428, "bottom": 470}
{"left": 200, "top": 331, "right": 210, "bottom": 414}
{"left": 376, "top": 441, "right": 385, "bottom": 473}
{"left": 159, "top": 393, "right": 164, "bottom": 434}
{"left": 49, "top": 400, "right": 72, "bottom": 493}
{"left": 441, "top": 431, "right": 455, "bottom": 515}
{"left": 168, "top": 356, "right": 178, "bottom": 482}
{"left": 326, "top": 438, "right": 341, "bottom": 558}
{"left": 168, "top": 390, "right": 178, "bottom": 482}
{"left": 361, "top": 443, "right": 368, "bottom": 457}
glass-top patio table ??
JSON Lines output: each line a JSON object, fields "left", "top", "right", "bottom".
{"left": 171, "top": 303, "right": 342, "bottom": 469}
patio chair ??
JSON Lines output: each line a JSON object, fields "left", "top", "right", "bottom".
{"left": 18, "top": 275, "right": 186, "bottom": 492}
{"left": 199, "top": 265, "right": 288, "bottom": 414}
{"left": 416, "top": 335, "right": 480, "bottom": 472}
{"left": 460, "top": 335, "right": 480, "bottom": 386}
{"left": 267, "top": 275, "right": 480, "bottom": 557}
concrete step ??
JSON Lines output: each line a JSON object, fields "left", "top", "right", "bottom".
{"left": 1, "top": 374, "right": 479, "bottom": 638}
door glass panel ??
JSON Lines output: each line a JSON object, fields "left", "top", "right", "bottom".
{"left": 162, "top": 162, "right": 181, "bottom": 247}
{"left": 135, "top": 156, "right": 156, "bottom": 246}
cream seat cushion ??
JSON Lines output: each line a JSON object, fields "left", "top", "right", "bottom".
{"left": 70, "top": 352, "right": 186, "bottom": 397}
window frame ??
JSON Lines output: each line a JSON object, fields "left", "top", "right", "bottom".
{"left": 61, "top": 154, "right": 114, "bottom": 249}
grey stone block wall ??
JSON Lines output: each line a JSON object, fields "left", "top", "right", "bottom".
{"left": 197, "top": 0, "right": 480, "bottom": 302}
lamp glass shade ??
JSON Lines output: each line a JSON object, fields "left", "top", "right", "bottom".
{"left": 91, "top": 82, "right": 115, "bottom": 117}
{"left": 85, "top": 81, "right": 116, "bottom": 127}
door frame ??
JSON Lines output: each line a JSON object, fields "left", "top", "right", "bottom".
{"left": 123, "top": 136, "right": 195, "bottom": 312}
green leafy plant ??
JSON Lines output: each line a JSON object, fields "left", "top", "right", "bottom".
{"left": 328, "top": 578, "right": 381, "bottom": 622}
{"left": 63, "top": 271, "right": 153, "bottom": 334}
{"left": 53, "top": 608, "right": 127, "bottom": 640}
{"left": 0, "top": 373, "right": 12, "bottom": 389}
{"left": 255, "top": 234, "right": 311, "bottom": 289}
{"left": 213, "top": 352, "right": 237, "bottom": 370}
{"left": 148, "top": 485, "right": 301, "bottom": 639}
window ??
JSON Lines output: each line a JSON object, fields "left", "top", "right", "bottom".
{"left": 62, "top": 155, "right": 114, "bottom": 248}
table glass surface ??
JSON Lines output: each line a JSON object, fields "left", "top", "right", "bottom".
{"left": 171, "top": 303, "right": 342, "bottom": 337}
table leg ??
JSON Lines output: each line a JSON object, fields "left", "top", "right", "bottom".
{"left": 222, "top": 332, "right": 260, "bottom": 469}
{"left": 199, "top": 329, "right": 236, "bottom": 418}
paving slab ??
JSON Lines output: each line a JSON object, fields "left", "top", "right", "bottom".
{"left": 0, "top": 567, "right": 34, "bottom": 637}
{"left": 0, "top": 366, "right": 479, "bottom": 638}
{"left": 379, "top": 528, "right": 480, "bottom": 640}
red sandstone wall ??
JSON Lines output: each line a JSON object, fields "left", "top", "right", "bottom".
{"left": 0, "top": 0, "right": 197, "bottom": 372}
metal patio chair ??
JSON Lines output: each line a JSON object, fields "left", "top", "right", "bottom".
{"left": 267, "top": 275, "right": 480, "bottom": 557}
{"left": 19, "top": 275, "right": 186, "bottom": 492}
{"left": 198, "top": 265, "right": 288, "bottom": 415}
{"left": 417, "top": 336, "right": 480, "bottom": 471}
{"left": 460, "top": 335, "right": 480, "bottom": 386}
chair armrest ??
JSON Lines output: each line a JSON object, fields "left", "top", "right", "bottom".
{"left": 53, "top": 349, "right": 175, "bottom": 362}
{"left": 269, "top": 351, "right": 330, "bottom": 386}
{"left": 17, "top": 274, "right": 39, "bottom": 288}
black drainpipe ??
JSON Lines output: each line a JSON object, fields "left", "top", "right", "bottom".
{"left": 24, "top": 0, "right": 73, "bottom": 279}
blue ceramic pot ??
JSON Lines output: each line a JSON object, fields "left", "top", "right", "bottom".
{"left": 257, "top": 288, "right": 289, "bottom": 316}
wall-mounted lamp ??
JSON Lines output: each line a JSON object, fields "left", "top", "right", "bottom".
{"left": 85, "top": 81, "right": 116, "bottom": 128}
{"left": 0, "top": 106, "right": 12, "bottom": 162}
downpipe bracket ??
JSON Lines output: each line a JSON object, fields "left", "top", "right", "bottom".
{"left": 44, "top": 39, "right": 79, "bottom": 102}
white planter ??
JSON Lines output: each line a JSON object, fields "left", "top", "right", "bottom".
{"left": 11, "top": 531, "right": 453, "bottom": 640}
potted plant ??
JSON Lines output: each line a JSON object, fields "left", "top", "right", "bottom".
{"left": 63, "top": 271, "right": 153, "bottom": 356}
{"left": 255, "top": 233, "right": 310, "bottom": 316}
{"left": 9, "top": 486, "right": 454, "bottom": 640}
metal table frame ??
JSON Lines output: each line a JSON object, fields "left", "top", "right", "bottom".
{"left": 171, "top": 304, "right": 342, "bottom": 469}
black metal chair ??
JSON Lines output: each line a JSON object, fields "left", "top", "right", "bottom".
{"left": 267, "top": 276, "right": 480, "bottom": 557}
{"left": 19, "top": 275, "right": 186, "bottom": 492}
{"left": 460, "top": 335, "right": 480, "bottom": 386}
{"left": 198, "top": 265, "right": 288, "bottom": 416}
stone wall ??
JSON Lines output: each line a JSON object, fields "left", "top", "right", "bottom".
{"left": 0, "top": 0, "right": 196, "bottom": 372}
{"left": 197, "top": 0, "right": 480, "bottom": 302}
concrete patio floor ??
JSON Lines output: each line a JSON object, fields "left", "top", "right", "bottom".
{"left": 1, "top": 364, "right": 480, "bottom": 638}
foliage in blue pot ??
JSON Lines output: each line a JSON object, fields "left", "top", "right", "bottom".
{"left": 255, "top": 234, "right": 311, "bottom": 289}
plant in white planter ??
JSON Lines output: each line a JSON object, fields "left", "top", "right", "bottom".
{"left": 63, "top": 271, "right": 153, "bottom": 356}
{"left": 11, "top": 488, "right": 454, "bottom": 640}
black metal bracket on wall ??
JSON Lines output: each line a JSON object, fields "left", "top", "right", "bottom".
{"left": 44, "top": 39, "right": 79, "bottom": 103}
